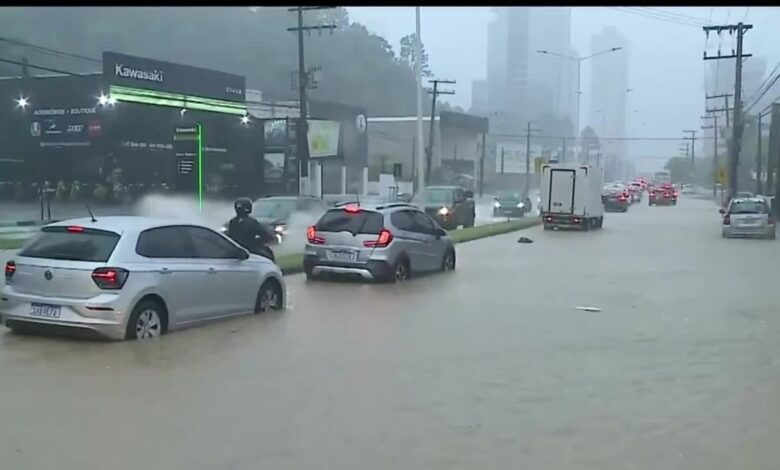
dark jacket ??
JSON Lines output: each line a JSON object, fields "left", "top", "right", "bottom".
{"left": 227, "top": 215, "right": 275, "bottom": 254}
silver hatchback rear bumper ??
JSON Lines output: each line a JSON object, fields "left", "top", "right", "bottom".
{"left": 311, "top": 265, "right": 375, "bottom": 279}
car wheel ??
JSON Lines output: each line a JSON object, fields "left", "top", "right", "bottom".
{"left": 770, "top": 231, "right": 776, "bottom": 240}
{"left": 126, "top": 299, "right": 166, "bottom": 340}
{"left": 389, "top": 259, "right": 410, "bottom": 283}
{"left": 597, "top": 216, "right": 604, "bottom": 229}
{"left": 441, "top": 249, "right": 456, "bottom": 272}
{"left": 255, "top": 280, "right": 283, "bottom": 313}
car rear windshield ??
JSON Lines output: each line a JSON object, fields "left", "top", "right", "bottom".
{"left": 19, "top": 227, "right": 121, "bottom": 262}
{"left": 316, "top": 209, "right": 384, "bottom": 235}
{"left": 730, "top": 201, "right": 768, "bottom": 214}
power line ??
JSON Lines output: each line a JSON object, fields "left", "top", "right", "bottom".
{"left": 636, "top": 7, "right": 711, "bottom": 25}
{"left": 609, "top": 7, "right": 708, "bottom": 28}
{"left": 0, "top": 35, "right": 101, "bottom": 64}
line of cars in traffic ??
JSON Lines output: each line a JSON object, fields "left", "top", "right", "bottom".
{"left": 1, "top": 186, "right": 478, "bottom": 341}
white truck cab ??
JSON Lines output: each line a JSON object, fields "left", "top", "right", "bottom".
{"left": 540, "top": 163, "right": 604, "bottom": 231}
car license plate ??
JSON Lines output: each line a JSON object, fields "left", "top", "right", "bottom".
{"left": 30, "top": 303, "right": 61, "bottom": 319}
{"left": 330, "top": 250, "right": 356, "bottom": 261}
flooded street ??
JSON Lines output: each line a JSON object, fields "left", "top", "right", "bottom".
{"left": 1, "top": 196, "right": 779, "bottom": 469}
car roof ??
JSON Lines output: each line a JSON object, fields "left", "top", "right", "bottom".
{"left": 732, "top": 197, "right": 765, "bottom": 203}
{"left": 45, "top": 216, "right": 212, "bottom": 234}
{"left": 327, "top": 202, "right": 419, "bottom": 213}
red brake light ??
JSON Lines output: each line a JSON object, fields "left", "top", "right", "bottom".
{"left": 344, "top": 205, "right": 361, "bottom": 213}
{"left": 307, "top": 225, "right": 325, "bottom": 245}
{"left": 723, "top": 214, "right": 731, "bottom": 225}
{"left": 67, "top": 226, "right": 84, "bottom": 233}
{"left": 5, "top": 261, "right": 16, "bottom": 278}
{"left": 91, "top": 267, "right": 128, "bottom": 290}
{"left": 364, "top": 228, "right": 394, "bottom": 248}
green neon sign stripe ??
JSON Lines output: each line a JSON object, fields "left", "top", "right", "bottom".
{"left": 111, "top": 92, "right": 246, "bottom": 115}
{"left": 109, "top": 85, "right": 247, "bottom": 115}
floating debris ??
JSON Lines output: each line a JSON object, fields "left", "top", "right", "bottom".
{"left": 517, "top": 236, "right": 534, "bottom": 244}
{"left": 575, "top": 306, "right": 602, "bottom": 312}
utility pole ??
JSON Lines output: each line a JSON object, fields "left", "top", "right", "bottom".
{"left": 702, "top": 113, "right": 719, "bottom": 197}
{"left": 683, "top": 130, "right": 697, "bottom": 179}
{"left": 426, "top": 78, "right": 455, "bottom": 185}
{"left": 757, "top": 108, "right": 769, "bottom": 195}
{"left": 703, "top": 23, "right": 752, "bottom": 202}
{"left": 288, "top": 7, "right": 336, "bottom": 196}
{"left": 524, "top": 122, "right": 541, "bottom": 199}
{"left": 414, "top": 7, "right": 425, "bottom": 203}
{"left": 706, "top": 93, "right": 733, "bottom": 127}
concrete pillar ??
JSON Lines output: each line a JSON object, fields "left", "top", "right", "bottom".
{"left": 341, "top": 165, "right": 347, "bottom": 194}
{"left": 361, "top": 167, "right": 368, "bottom": 196}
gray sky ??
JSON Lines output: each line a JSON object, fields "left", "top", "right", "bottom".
{"left": 348, "top": 7, "right": 780, "bottom": 170}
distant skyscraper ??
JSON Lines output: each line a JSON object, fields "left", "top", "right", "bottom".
{"left": 482, "top": 7, "right": 574, "bottom": 132}
{"left": 589, "top": 26, "right": 629, "bottom": 159}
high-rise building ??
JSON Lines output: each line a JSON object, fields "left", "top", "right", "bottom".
{"left": 589, "top": 26, "right": 629, "bottom": 160}
{"left": 483, "top": 7, "right": 574, "bottom": 132}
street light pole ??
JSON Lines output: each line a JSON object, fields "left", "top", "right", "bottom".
{"left": 414, "top": 7, "right": 426, "bottom": 205}
{"left": 536, "top": 46, "right": 623, "bottom": 164}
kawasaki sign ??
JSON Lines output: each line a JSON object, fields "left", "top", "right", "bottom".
{"left": 103, "top": 51, "right": 245, "bottom": 102}
{"left": 114, "top": 64, "right": 164, "bottom": 83}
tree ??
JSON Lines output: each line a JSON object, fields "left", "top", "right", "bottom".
{"left": 664, "top": 156, "right": 693, "bottom": 183}
{"left": 0, "top": 7, "right": 422, "bottom": 116}
{"left": 398, "top": 33, "right": 432, "bottom": 78}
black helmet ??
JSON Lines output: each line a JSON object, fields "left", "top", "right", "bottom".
{"left": 234, "top": 197, "right": 253, "bottom": 216}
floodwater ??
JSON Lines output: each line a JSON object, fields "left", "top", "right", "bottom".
{"left": 0, "top": 196, "right": 778, "bottom": 469}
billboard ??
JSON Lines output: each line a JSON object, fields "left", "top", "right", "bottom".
{"left": 307, "top": 119, "right": 340, "bottom": 158}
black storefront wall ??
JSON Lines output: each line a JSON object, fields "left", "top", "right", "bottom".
{"left": 13, "top": 74, "right": 109, "bottom": 185}
{"left": 103, "top": 51, "right": 246, "bottom": 103}
{"left": 109, "top": 102, "right": 263, "bottom": 198}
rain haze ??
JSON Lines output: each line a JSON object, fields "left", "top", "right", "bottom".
{"left": 1, "top": 6, "right": 780, "bottom": 470}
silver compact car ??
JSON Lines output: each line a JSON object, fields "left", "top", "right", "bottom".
{"left": 2, "top": 216, "right": 286, "bottom": 340}
{"left": 303, "top": 203, "right": 456, "bottom": 282}
{"left": 720, "top": 197, "right": 776, "bottom": 239}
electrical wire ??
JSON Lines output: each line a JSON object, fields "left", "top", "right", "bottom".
{"left": 0, "top": 35, "right": 101, "bottom": 64}
{"left": 634, "top": 7, "right": 711, "bottom": 26}
{"left": 609, "top": 7, "right": 708, "bottom": 28}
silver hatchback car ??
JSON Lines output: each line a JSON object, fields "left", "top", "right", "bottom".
{"left": 303, "top": 203, "right": 456, "bottom": 282}
{"left": 721, "top": 197, "right": 776, "bottom": 239}
{"left": 2, "top": 216, "right": 286, "bottom": 340}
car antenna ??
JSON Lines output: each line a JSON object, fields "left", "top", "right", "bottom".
{"left": 86, "top": 204, "right": 97, "bottom": 222}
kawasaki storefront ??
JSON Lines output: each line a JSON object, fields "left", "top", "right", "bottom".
{"left": 1, "top": 52, "right": 273, "bottom": 203}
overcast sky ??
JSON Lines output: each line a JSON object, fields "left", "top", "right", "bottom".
{"left": 348, "top": 7, "right": 779, "bottom": 169}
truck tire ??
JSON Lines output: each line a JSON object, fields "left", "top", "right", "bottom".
{"left": 597, "top": 217, "right": 604, "bottom": 229}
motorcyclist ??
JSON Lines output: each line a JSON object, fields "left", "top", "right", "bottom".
{"left": 226, "top": 197, "right": 277, "bottom": 262}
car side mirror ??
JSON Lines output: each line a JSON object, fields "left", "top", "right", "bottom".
{"left": 435, "top": 227, "right": 447, "bottom": 238}
{"left": 236, "top": 248, "right": 250, "bottom": 260}
{"left": 464, "top": 190, "right": 474, "bottom": 199}
{"left": 718, "top": 208, "right": 726, "bottom": 215}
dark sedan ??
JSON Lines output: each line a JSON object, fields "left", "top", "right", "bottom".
{"left": 492, "top": 191, "right": 532, "bottom": 218}
{"left": 602, "top": 185, "right": 630, "bottom": 212}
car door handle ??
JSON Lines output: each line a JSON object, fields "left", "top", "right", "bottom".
{"left": 158, "top": 268, "right": 172, "bottom": 275}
